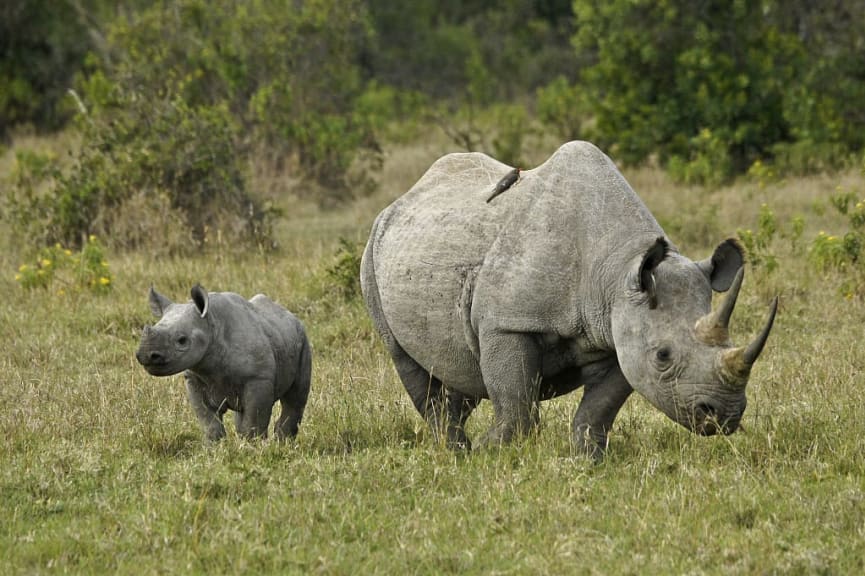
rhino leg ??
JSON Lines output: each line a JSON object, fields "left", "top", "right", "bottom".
{"left": 572, "top": 364, "right": 633, "bottom": 461}
{"left": 185, "top": 372, "right": 227, "bottom": 442}
{"left": 275, "top": 339, "right": 312, "bottom": 440}
{"left": 444, "top": 389, "right": 480, "bottom": 450}
{"left": 476, "top": 331, "right": 542, "bottom": 447}
{"left": 234, "top": 380, "right": 274, "bottom": 439}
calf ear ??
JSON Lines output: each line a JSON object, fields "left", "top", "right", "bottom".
{"left": 638, "top": 237, "right": 669, "bottom": 309}
{"left": 148, "top": 286, "right": 173, "bottom": 317}
{"left": 698, "top": 239, "right": 745, "bottom": 292}
{"left": 191, "top": 284, "right": 209, "bottom": 318}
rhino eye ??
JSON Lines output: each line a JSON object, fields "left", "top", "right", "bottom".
{"left": 177, "top": 336, "right": 189, "bottom": 346}
{"left": 655, "top": 346, "right": 674, "bottom": 367}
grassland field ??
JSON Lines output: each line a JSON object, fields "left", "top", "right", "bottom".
{"left": 1, "top": 134, "right": 863, "bottom": 574}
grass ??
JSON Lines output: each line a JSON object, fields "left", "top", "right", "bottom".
{"left": 1, "top": 135, "right": 864, "bottom": 574}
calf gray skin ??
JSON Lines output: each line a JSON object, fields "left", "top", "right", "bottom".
{"left": 136, "top": 285, "right": 311, "bottom": 442}
{"left": 361, "top": 141, "right": 777, "bottom": 460}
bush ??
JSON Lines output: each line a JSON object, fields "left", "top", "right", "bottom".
{"left": 325, "top": 238, "right": 363, "bottom": 301}
{"left": 15, "top": 235, "right": 112, "bottom": 295}
{"left": 5, "top": 95, "right": 274, "bottom": 253}
{"left": 809, "top": 189, "right": 865, "bottom": 298}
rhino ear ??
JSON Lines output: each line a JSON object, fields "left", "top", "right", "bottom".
{"left": 191, "top": 284, "right": 209, "bottom": 318}
{"left": 148, "top": 286, "right": 173, "bottom": 318}
{"left": 698, "top": 239, "right": 745, "bottom": 292}
{"left": 638, "top": 237, "right": 669, "bottom": 309}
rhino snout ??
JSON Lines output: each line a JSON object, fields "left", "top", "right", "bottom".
{"left": 693, "top": 400, "right": 742, "bottom": 436}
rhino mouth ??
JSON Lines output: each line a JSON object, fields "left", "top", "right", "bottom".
{"left": 693, "top": 402, "right": 741, "bottom": 436}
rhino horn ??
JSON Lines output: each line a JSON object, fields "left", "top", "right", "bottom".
{"left": 721, "top": 296, "right": 778, "bottom": 383}
{"left": 695, "top": 266, "right": 744, "bottom": 345}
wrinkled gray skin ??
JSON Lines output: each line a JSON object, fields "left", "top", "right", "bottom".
{"left": 361, "top": 141, "right": 777, "bottom": 460}
{"left": 136, "top": 285, "right": 311, "bottom": 442}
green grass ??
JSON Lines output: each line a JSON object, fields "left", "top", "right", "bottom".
{"left": 1, "top": 138, "right": 864, "bottom": 574}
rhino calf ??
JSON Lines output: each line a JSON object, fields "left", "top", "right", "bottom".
{"left": 136, "top": 284, "right": 311, "bottom": 442}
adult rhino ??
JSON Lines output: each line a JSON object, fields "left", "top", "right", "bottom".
{"left": 361, "top": 141, "right": 777, "bottom": 460}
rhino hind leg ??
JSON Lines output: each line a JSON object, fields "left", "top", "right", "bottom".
{"left": 444, "top": 389, "right": 480, "bottom": 450}
{"left": 275, "top": 338, "right": 312, "bottom": 440}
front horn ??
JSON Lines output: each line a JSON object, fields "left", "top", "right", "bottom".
{"left": 721, "top": 297, "right": 779, "bottom": 381}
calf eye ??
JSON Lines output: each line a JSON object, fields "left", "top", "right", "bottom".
{"left": 656, "top": 347, "right": 672, "bottom": 362}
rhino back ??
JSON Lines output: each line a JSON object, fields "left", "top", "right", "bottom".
{"left": 471, "top": 141, "right": 664, "bottom": 338}
{"left": 370, "top": 152, "right": 533, "bottom": 388}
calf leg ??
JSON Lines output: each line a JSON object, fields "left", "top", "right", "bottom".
{"left": 185, "top": 372, "right": 227, "bottom": 442}
{"left": 234, "top": 380, "right": 274, "bottom": 440}
{"left": 275, "top": 339, "right": 312, "bottom": 440}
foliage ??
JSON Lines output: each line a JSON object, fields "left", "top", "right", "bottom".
{"left": 4, "top": 95, "right": 271, "bottom": 252}
{"left": 490, "top": 104, "right": 532, "bottom": 168}
{"left": 810, "top": 188, "right": 865, "bottom": 297}
{"left": 666, "top": 128, "right": 732, "bottom": 187}
{"left": 14, "top": 235, "right": 111, "bottom": 295}
{"left": 325, "top": 238, "right": 363, "bottom": 301}
{"left": 0, "top": 1, "right": 90, "bottom": 136}
{"left": 2, "top": 160, "right": 865, "bottom": 574}
{"left": 570, "top": 0, "right": 802, "bottom": 183}
{"left": 536, "top": 75, "right": 586, "bottom": 142}
{"left": 737, "top": 204, "right": 779, "bottom": 273}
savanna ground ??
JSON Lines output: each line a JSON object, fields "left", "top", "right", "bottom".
{"left": 1, "top": 133, "right": 864, "bottom": 575}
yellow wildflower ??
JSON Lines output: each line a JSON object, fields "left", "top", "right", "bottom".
{"left": 64, "top": 249, "right": 72, "bottom": 256}
{"left": 41, "top": 259, "right": 52, "bottom": 267}
{"left": 99, "top": 277, "right": 111, "bottom": 286}
{"left": 89, "top": 235, "right": 97, "bottom": 243}
{"left": 19, "top": 264, "right": 28, "bottom": 272}
{"left": 14, "top": 273, "right": 21, "bottom": 281}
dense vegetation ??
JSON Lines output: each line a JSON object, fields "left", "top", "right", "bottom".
{"left": 2, "top": 2, "right": 865, "bottom": 573}
{"left": 2, "top": 0, "right": 865, "bottom": 253}
{"left": 2, "top": 137, "right": 865, "bottom": 573}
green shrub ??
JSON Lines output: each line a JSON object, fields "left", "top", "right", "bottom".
{"left": 737, "top": 204, "right": 779, "bottom": 273}
{"left": 490, "top": 104, "right": 531, "bottom": 168}
{"left": 325, "top": 238, "right": 363, "bottom": 301}
{"left": 536, "top": 76, "right": 585, "bottom": 142}
{"left": 15, "top": 235, "right": 111, "bottom": 295}
{"left": 809, "top": 189, "right": 865, "bottom": 297}
{"left": 5, "top": 95, "right": 274, "bottom": 253}
{"left": 666, "top": 128, "right": 732, "bottom": 187}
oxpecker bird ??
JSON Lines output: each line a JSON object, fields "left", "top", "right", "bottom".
{"left": 486, "top": 167, "right": 521, "bottom": 203}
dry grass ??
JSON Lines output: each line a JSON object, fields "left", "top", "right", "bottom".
{"left": 1, "top": 134, "right": 864, "bottom": 574}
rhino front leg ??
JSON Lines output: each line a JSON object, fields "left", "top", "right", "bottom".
{"left": 476, "top": 331, "right": 542, "bottom": 447}
{"left": 185, "top": 372, "right": 227, "bottom": 443}
{"left": 572, "top": 364, "right": 633, "bottom": 462}
{"left": 234, "top": 380, "right": 275, "bottom": 440}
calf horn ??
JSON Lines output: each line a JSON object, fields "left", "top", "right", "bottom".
{"left": 695, "top": 267, "right": 744, "bottom": 345}
{"left": 721, "top": 297, "right": 779, "bottom": 381}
